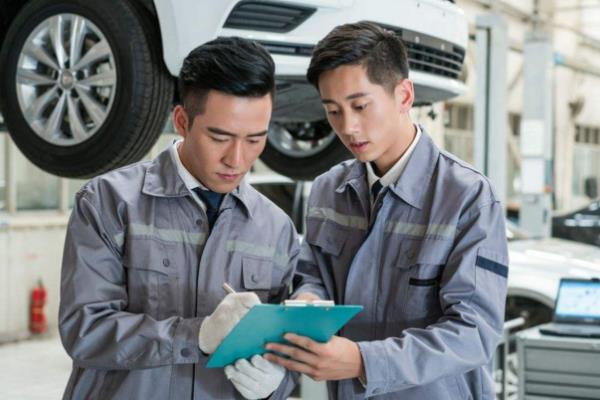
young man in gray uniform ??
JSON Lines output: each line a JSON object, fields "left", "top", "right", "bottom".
{"left": 265, "top": 22, "right": 509, "bottom": 399}
{"left": 59, "top": 37, "right": 299, "bottom": 400}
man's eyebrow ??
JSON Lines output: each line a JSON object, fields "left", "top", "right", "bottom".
{"left": 207, "top": 127, "right": 268, "bottom": 137}
{"left": 321, "top": 92, "right": 371, "bottom": 104}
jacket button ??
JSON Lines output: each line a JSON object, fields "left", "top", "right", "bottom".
{"left": 196, "top": 219, "right": 203, "bottom": 226}
{"left": 180, "top": 348, "right": 191, "bottom": 357}
{"left": 163, "top": 258, "right": 170, "bottom": 267}
{"left": 251, "top": 274, "right": 258, "bottom": 283}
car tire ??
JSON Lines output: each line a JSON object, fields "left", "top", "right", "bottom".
{"left": 260, "top": 120, "right": 351, "bottom": 180}
{"left": 0, "top": 0, "right": 173, "bottom": 178}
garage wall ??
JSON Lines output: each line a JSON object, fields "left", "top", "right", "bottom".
{"left": 0, "top": 222, "right": 7, "bottom": 336}
{"left": 0, "top": 215, "right": 68, "bottom": 342}
{"left": 448, "top": 0, "right": 600, "bottom": 212}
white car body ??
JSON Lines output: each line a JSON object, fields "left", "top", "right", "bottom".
{"left": 154, "top": 0, "right": 468, "bottom": 106}
{"left": 508, "top": 237, "right": 600, "bottom": 308}
{"left": 0, "top": 0, "right": 468, "bottom": 179}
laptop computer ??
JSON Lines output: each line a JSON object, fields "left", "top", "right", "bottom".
{"left": 539, "top": 278, "right": 600, "bottom": 338}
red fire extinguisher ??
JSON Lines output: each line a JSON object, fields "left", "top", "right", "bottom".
{"left": 30, "top": 280, "right": 47, "bottom": 334}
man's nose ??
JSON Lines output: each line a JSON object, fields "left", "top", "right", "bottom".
{"left": 223, "top": 140, "right": 243, "bottom": 168}
{"left": 339, "top": 112, "right": 359, "bottom": 137}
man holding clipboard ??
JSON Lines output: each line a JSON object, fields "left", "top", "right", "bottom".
{"left": 59, "top": 38, "right": 299, "bottom": 400}
{"left": 265, "top": 22, "right": 509, "bottom": 400}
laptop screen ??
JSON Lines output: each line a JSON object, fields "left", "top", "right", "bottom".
{"left": 554, "top": 279, "right": 600, "bottom": 323}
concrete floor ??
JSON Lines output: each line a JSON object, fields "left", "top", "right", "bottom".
{"left": 0, "top": 332, "right": 71, "bottom": 400}
{"left": 0, "top": 332, "right": 317, "bottom": 400}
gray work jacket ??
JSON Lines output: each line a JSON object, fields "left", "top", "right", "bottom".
{"left": 59, "top": 147, "right": 300, "bottom": 399}
{"left": 294, "top": 128, "right": 508, "bottom": 399}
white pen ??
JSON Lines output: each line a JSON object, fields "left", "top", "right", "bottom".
{"left": 222, "top": 282, "right": 236, "bottom": 294}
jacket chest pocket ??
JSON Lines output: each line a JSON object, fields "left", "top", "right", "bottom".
{"left": 124, "top": 239, "right": 182, "bottom": 319}
{"left": 197, "top": 254, "right": 280, "bottom": 317}
{"left": 391, "top": 238, "right": 453, "bottom": 323}
{"left": 242, "top": 256, "right": 274, "bottom": 303}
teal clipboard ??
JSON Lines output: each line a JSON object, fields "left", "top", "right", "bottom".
{"left": 206, "top": 303, "right": 363, "bottom": 368}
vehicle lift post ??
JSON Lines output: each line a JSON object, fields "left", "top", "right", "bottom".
{"left": 475, "top": 11, "right": 554, "bottom": 238}
{"left": 519, "top": 29, "right": 554, "bottom": 238}
{"left": 474, "top": 13, "right": 508, "bottom": 207}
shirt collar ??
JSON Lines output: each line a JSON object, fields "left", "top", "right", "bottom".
{"left": 169, "top": 140, "right": 208, "bottom": 192}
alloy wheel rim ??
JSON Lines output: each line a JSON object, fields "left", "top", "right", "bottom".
{"left": 268, "top": 121, "right": 337, "bottom": 158}
{"left": 16, "top": 13, "right": 117, "bottom": 146}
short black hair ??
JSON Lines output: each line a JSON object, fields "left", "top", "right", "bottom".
{"left": 307, "top": 21, "right": 409, "bottom": 93}
{"left": 178, "top": 37, "right": 275, "bottom": 123}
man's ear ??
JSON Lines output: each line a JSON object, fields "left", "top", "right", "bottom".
{"left": 394, "top": 79, "right": 415, "bottom": 114}
{"left": 172, "top": 105, "right": 190, "bottom": 138}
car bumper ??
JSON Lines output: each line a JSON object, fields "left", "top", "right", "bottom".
{"left": 158, "top": 0, "right": 468, "bottom": 103}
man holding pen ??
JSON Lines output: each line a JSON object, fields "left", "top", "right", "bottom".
{"left": 266, "top": 21, "right": 509, "bottom": 399}
{"left": 59, "top": 37, "right": 299, "bottom": 399}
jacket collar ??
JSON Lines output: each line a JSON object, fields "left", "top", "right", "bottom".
{"left": 142, "top": 147, "right": 189, "bottom": 198}
{"left": 335, "top": 160, "right": 368, "bottom": 195}
{"left": 387, "top": 127, "right": 439, "bottom": 210}
{"left": 227, "top": 179, "right": 255, "bottom": 219}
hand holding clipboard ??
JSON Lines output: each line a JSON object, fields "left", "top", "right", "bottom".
{"left": 206, "top": 284, "right": 362, "bottom": 368}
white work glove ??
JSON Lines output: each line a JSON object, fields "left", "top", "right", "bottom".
{"left": 225, "top": 355, "right": 285, "bottom": 400}
{"left": 199, "top": 292, "right": 260, "bottom": 354}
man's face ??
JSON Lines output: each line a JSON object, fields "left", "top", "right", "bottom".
{"left": 318, "top": 64, "right": 414, "bottom": 171}
{"left": 173, "top": 90, "right": 272, "bottom": 193}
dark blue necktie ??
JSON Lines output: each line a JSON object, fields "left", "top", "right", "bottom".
{"left": 371, "top": 180, "right": 383, "bottom": 200}
{"left": 193, "top": 187, "right": 224, "bottom": 230}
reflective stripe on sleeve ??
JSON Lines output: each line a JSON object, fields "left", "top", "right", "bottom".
{"left": 307, "top": 207, "right": 368, "bottom": 230}
{"left": 114, "top": 223, "right": 207, "bottom": 247}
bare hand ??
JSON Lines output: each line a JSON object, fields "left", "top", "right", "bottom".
{"left": 264, "top": 334, "right": 364, "bottom": 382}
{"left": 294, "top": 292, "right": 322, "bottom": 302}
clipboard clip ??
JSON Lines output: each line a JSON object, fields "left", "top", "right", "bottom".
{"left": 284, "top": 299, "right": 335, "bottom": 307}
